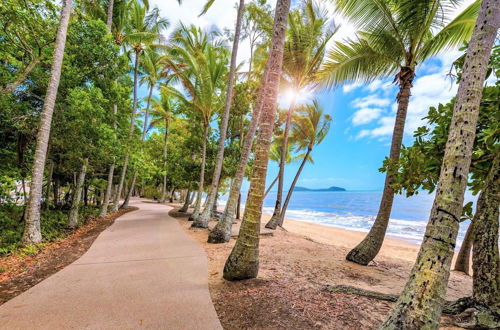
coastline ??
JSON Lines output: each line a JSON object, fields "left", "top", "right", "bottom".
{"left": 280, "top": 216, "right": 421, "bottom": 263}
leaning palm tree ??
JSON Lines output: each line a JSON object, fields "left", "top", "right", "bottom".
{"left": 266, "top": 1, "right": 335, "bottom": 229}
{"left": 264, "top": 135, "right": 299, "bottom": 198}
{"left": 162, "top": 24, "right": 228, "bottom": 226}
{"left": 278, "top": 100, "right": 331, "bottom": 225}
{"left": 223, "top": 0, "right": 292, "bottom": 281}
{"left": 23, "top": 0, "right": 73, "bottom": 244}
{"left": 198, "top": 0, "right": 246, "bottom": 228}
{"left": 149, "top": 93, "right": 175, "bottom": 203}
{"left": 318, "top": 0, "right": 480, "bottom": 265}
{"left": 112, "top": 3, "right": 167, "bottom": 211}
{"left": 382, "top": 0, "right": 499, "bottom": 327}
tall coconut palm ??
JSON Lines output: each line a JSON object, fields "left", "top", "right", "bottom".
{"left": 382, "top": 0, "right": 499, "bottom": 327}
{"left": 112, "top": 3, "right": 167, "bottom": 211}
{"left": 22, "top": 0, "right": 72, "bottom": 244}
{"left": 207, "top": 3, "right": 275, "bottom": 244}
{"left": 318, "top": 0, "right": 480, "bottom": 265}
{"left": 198, "top": 0, "right": 246, "bottom": 228}
{"left": 140, "top": 49, "right": 165, "bottom": 140}
{"left": 223, "top": 0, "right": 291, "bottom": 280}
{"left": 162, "top": 24, "right": 228, "bottom": 226}
{"left": 149, "top": 93, "right": 174, "bottom": 203}
{"left": 266, "top": 1, "right": 335, "bottom": 229}
{"left": 278, "top": 100, "right": 331, "bottom": 224}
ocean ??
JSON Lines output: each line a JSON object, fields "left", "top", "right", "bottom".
{"left": 221, "top": 190, "right": 477, "bottom": 246}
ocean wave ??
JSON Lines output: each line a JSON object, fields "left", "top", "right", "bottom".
{"left": 262, "top": 207, "right": 468, "bottom": 245}
{"left": 218, "top": 200, "right": 469, "bottom": 246}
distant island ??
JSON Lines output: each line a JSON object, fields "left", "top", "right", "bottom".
{"left": 294, "top": 186, "right": 346, "bottom": 192}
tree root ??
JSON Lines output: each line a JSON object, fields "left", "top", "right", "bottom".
{"left": 324, "top": 285, "right": 499, "bottom": 328}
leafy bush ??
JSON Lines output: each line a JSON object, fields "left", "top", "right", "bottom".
{"left": 0, "top": 205, "right": 99, "bottom": 256}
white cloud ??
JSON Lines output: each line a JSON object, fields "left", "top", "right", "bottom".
{"left": 352, "top": 95, "right": 391, "bottom": 108}
{"left": 352, "top": 108, "right": 382, "bottom": 126}
{"left": 342, "top": 81, "right": 362, "bottom": 93}
{"left": 364, "top": 79, "right": 383, "bottom": 92}
{"left": 357, "top": 70, "right": 458, "bottom": 139}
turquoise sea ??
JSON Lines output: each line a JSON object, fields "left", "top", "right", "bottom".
{"left": 222, "top": 190, "right": 477, "bottom": 246}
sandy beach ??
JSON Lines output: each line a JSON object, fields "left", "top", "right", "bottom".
{"left": 282, "top": 217, "right": 421, "bottom": 263}
{"left": 170, "top": 204, "right": 472, "bottom": 329}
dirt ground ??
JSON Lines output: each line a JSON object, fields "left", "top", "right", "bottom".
{"left": 0, "top": 206, "right": 138, "bottom": 305}
{"left": 170, "top": 205, "right": 472, "bottom": 330}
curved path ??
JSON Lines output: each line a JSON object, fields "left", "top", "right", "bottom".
{"left": 0, "top": 199, "right": 222, "bottom": 330}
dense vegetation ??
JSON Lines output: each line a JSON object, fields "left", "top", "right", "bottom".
{"left": 0, "top": 0, "right": 498, "bottom": 328}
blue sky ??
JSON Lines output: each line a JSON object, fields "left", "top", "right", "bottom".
{"left": 264, "top": 54, "right": 461, "bottom": 191}
{"left": 143, "top": 0, "right": 474, "bottom": 191}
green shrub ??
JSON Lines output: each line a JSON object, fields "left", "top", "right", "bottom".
{"left": 0, "top": 204, "right": 99, "bottom": 256}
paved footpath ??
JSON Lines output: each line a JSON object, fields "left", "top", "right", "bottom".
{"left": 0, "top": 199, "right": 222, "bottom": 330}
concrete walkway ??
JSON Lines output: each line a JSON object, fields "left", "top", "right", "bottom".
{"left": 0, "top": 199, "right": 222, "bottom": 330}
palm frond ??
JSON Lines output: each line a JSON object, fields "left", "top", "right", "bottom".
{"left": 419, "top": 0, "right": 479, "bottom": 59}
{"left": 317, "top": 38, "right": 399, "bottom": 88}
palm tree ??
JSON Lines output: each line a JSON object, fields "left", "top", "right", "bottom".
{"left": 264, "top": 135, "right": 299, "bottom": 198}
{"left": 99, "top": 104, "right": 117, "bottom": 217}
{"left": 22, "top": 0, "right": 73, "bottom": 244}
{"left": 382, "top": 0, "right": 499, "bottom": 327}
{"left": 149, "top": 93, "right": 175, "bottom": 203}
{"left": 198, "top": 0, "right": 246, "bottom": 228}
{"left": 112, "top": 3, "right": 167, "bottom": 211}
{"left": 318, "top": 0, "right": 480, "bottom": 265}
{"left": 266, "top": 1, "right": 335, "bottom": 229}
{"left": 207, "top": 2, "right": 275, "bottom": 244}
{"left": 162, "top": 24, "right": 228, "bottom": 226}
{"left": 140, "top": 49, "right": 165, "bottom": 140}
{"left": 278, "top": 100, "right": 331, "bottom": 225}
{"left": 223, "top": 0, "right": 292, "bottom": 280}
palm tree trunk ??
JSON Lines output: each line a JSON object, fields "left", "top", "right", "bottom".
{"left": 207, "top": 39, "right": 274, "bottom": 243}
{"left": 199, "top": 0, "right": 246, "bottom": 227}
{"left": 236, "top": 193, "right": 241, "bottom": 220}
{"left": 346, "top": 66, "right": 415, "bottom": 265}
{"left": 264, "top": 174, "right": 278, "bottom": 199}
{"left": 179, "top": 190, "right": 191, "bottom": 212}
{"left": 44, "top": 159, "right": 54, "bottom": 210}
{"left": 278, "top": 147, "right": 311, "bottom": 226}
{"left": 169, "top": 188, "right": 175, "bottom": 203}
{"left": 142, "top": 84, "right": 154, "bottom": 140}
{"left": 453, "top": 219, "right": 474, "bottom": 274}
{"left": 0, "top": 57, "right": 39, "bottom": 95}
{"left": 99, "top": 163, "right": 115, "bottom": 217}
{"left": 113, "top": 50, "right": 140, "bottom": 211}
{"left": 99, "top": 104, "right": 117, "bottom": 216}
{"left": 266, "top": 98, "right": 296, "bottom": 229}
{"left": 190, "top": 123, "right": 209, "bottom": 226}
{"left": 159, "top": 119, "right": 169, "bottom": 203}
{"left": 121, "top": 171, "right": 137, "bottom": 209}
{"left": 111, "top": 154, "right": 128, "bottom": 212}
{"left": 381, "top": 2, "right": 499, "bottom": 327}
{"left": 223, "top": 0, "right": 291, "bottom": 280}
{"left": 472, "top": 151, "right": 500, "bottom": 309}
{"left": 106, "top": 0, "right": 114, "bottom": 33}
{"left": 22, "top": 0, "right": 72, "bottom": 244}
{"left": 68, "top": 158, "right": 88, "bottom": 228}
